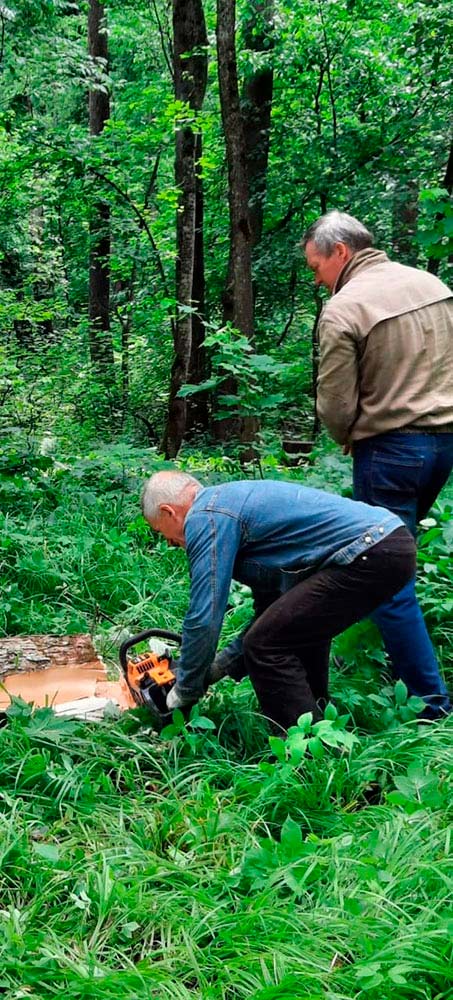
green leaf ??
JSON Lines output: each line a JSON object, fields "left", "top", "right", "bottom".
{"left": 177, "top": 378, "right": 223, "bottom": 397}
{"left": 287, "top": 731, "right": 309, "bottom": 756}
{"left": 355, "top": 962, "right": 382, "bottom": 979}
{"left": 295, "top": 711, "right": 313, "bottom": 733}
{"left": 406, "top": 695, "right": 427, "bottom": 712}
{"left": 308, "top": 736, "right": 325, "bottom": 759}
{"left": 268, "top": 736, "right": 287, "bottom": 761}
{"left": 280, "top": 816, "right": 302, "bottom": 858}
{"left": 394, "top": 679, "right": 408, "bottom": 706}
{"left": 388, "top": 966, "right": 409, "bottom": 985}
{"left": 188, "top": 714, "right": 216, "bottom": 730}
{"left": 33, "top": 842, "right": 60, "bottom": 862}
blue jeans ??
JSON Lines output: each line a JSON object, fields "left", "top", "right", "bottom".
{"left": 353, "top": 430, "right": 453, "bottom": 717}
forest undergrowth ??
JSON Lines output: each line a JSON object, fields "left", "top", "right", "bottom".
{"left": 0, "top": 441, "right": 452, "bottom": 1000}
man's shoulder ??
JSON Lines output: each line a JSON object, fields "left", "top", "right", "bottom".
{"left": 321, "top": 259, "right": 453, "bottom": 336}
{"left": 192, "top": 480, "right": 301, "bottom": 511}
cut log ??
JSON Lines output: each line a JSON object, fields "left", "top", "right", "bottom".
{"left": 0, "top": 634, "right": 135, "bottom": 713}
{"left": 0, "top": 634, "right": 100, "bottom": 676}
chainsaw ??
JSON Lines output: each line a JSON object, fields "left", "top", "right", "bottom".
{"left": 119, "top": 628, "right": 182, "bottom": 727}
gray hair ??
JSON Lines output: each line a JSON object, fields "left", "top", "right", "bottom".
{"left": 141, "top": 470, "right": 202, "bottom": 521}
{"left": 302, "top": 211, "right": 374, "bottom": 255}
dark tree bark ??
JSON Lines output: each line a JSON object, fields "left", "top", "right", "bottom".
{"left": 161, "top": 0, "right": 208, "bottom": 459}
{"left": 242, "top": 0, "right": 274, "bottom": 249}
{"left": 215, "top": 0, "right": 258, "bottom": 448}
{"left": 427, "top": 136, "right": 453, "bottom": 275}
{"left": 392, "top": 176, "right": 419, "bottom": 266}
{"left": 186, "top": 130, "right": 210, "bottom": 435}
{"left": 88, "top": 0, "right": 113, "bottom": 371}
{"left": 311, "top": 288, "right": 323, "bottom": 439}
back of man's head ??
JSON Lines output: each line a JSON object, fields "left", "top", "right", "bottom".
{"left": 302, "top": 211, "right": 374, "bottom": 256}
{"left": 141, "top": 471, "right": 201, "bottom": 522}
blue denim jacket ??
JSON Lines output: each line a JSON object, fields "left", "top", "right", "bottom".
{"left": 176, "top": 480, "right": 402, "bottom": 698}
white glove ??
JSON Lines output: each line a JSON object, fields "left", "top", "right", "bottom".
{"left": 166, "top": 684, "right": 196, "bottom": 711}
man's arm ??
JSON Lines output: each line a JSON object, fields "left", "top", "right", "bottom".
{"left": 317, "top": 320, "right": 360, "bottom": 445}
{"left": 209, "top": 585, "right": 281, "bottom": 684}
{"left": 173, "top": 510, "right": 242, "bottom": 701}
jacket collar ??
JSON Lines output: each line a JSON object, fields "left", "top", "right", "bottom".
{"left": 333, "top": 248, "right": 390, "bottom": 294}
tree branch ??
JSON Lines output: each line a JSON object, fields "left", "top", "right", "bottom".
{"left": 89, "top": 165, "right": 171, "bottom": 301}
{"left": 318, "top": 0, "right": 337, "bottom": 150}
{"left": 148, "top": 0, "right": 174, "bottom": 81}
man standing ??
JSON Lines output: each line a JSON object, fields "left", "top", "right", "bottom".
{"left": 142, "top": 471, "right": 416, "bottom": 731}
{"left": 303, "top": 210, "right": 453, "bottom": 717}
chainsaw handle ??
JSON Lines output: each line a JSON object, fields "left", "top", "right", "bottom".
{"left": 119, "top": 628, "right": 182, "bottom": 674}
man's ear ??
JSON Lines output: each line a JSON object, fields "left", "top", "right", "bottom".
{"left": 160, "top": 503, "right": 175, "bottom": 518}
{"left": 336, "top": 242, "right": 353, "bottom": 263}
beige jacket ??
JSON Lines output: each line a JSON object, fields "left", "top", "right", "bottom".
{"left": 316, "top": 248, "right": 453, "bottom": 445}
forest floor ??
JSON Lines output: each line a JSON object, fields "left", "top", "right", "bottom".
{"left": 0, "top": 441, "right": 452, "bottom": 999}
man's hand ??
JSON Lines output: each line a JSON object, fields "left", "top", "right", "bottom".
{"left": 166, "top": 684, "right": 197, "bottom": 712}
{"left": 206, "top": 654, "right": 231, "bottom": 686}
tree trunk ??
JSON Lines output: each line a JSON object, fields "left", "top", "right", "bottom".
{"left": 186, "top": 131, "right": 210, "bottom": 436}
{"left": 242, "top": 0, "right": 274, "bottom": 249}
{"left": 312, "top": 289, "right": 323, "bottom": 438}
{"left": 427, "top": 136, "right": 453, "bottom": 275}
{"left": 392, "top": 176, "right": 419, "bottom": 266}
{"left": 88, "top": 0, "right": 113, "bottom": 371}
{"left": 215, "top": 0, "right": 257, "bottom": 448}
{"left": 161, "top": 0, "right": 208, "bottom": 459}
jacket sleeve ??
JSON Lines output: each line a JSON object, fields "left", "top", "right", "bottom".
{"left": 316, "top": 319, "right": 360, "bottom": 445}
{"left": 175, "top": 510, "right": 242, "bottom": 699}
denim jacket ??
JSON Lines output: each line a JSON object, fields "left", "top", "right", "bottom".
{"left": 175, "top": 480, "right": 402, "bottom": 698}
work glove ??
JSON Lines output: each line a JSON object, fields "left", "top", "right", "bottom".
{"left": 166, "top": 684, "right": 197, "bottom": 712}
{"left": 206, "top": 653, "right": 232, "bottom": 686}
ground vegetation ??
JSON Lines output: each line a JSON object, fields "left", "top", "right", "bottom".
{"left": 0, "top": 2, "right": 452, "bottom": 994}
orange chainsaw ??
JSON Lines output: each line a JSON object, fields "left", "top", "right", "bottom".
{"left": 119, "top": 628, "right": 182, "bottom": 726}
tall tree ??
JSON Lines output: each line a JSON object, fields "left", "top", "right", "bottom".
{"left": 427, "top": 136, "right": 453, "bottom": 275}
{"left": 242, "top": 0, "right": 274, "bottom": 250}
{"left": 185, "top": 130, "right": 210, "bottom": 438}
{"left": 88, "top": 0, "right": 113, "bottom": 372}
{"left": 162, "top": 0, "right": 208, "bottom": 459}
{"left": 215, "top": 0, "right": 257, "bottom": 447}
{"left": 392, "top": 176, "right": 419, "bottom": 266}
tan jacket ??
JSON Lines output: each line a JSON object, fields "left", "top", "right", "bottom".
{"left": 316, "top": 248, "right": 453, "bottom": 445}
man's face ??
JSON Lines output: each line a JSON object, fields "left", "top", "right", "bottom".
{"left": 149, "top": 506, "right": 187, "bottom": 548}
{"left": 305, "top": 240, "right": 352, "bottom": 292}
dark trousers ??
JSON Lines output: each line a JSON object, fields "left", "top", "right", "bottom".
{"left": 242, "top": 527, "right": 416, "bottom": 733}
{"left": 353, "top": 430, "right": 453, "bottom": 716}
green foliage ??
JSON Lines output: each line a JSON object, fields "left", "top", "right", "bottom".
{"left": 1, "top": 691, "right": 452, "bottom": 998}
{"left": 178, "top": 323, "right": 290, "bottom": 421}
{"left": 0, "top": 443, "right": 188, "bottom": 636}
{"left": 0, "top": 1, "right": 452, "bottom": 987}
{"left": 368, "top": 680, "right": 427, "bottom": 730}
{"left": 417, "top": 504, "right": 453, "bottom": 649}
{"left": 269, "top": 703, "right": 359, "bottom": 772}
{"left": 418, "top": 188, "right": 453, "bottom": 262}
{"left": 1, "top": 0, "right": 452, "bottom": 445}
{"left": 0, "top": 442, "right": 451, "bottom": 999}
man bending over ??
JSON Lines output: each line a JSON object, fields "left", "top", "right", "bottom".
{"left": 141, "top": 471, "right": 433, "bottom": 732}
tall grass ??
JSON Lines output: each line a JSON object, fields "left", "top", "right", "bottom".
{"left": 0, "top": 442, "right": 452, "bottom": 998}
{"left": 1, "top": 700, "right": 452, "bottom": 999}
